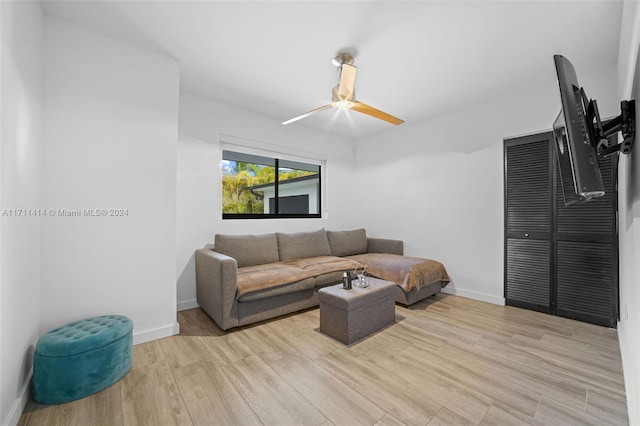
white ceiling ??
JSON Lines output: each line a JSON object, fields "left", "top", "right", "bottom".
{"left": 41, "top": 1, "right": 623, "bottom": 140}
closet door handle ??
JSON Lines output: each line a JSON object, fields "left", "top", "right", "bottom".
{"left": 524, "top": 233, "right": 529, "bottom": 237}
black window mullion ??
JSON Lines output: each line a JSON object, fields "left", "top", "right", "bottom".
{"left": 274, "top": 159, "right": 280, "bottom": 215}
{"left": 318, "top": 164, "right": 322, "bottom": 215}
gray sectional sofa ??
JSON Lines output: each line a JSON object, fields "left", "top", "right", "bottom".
{"left": 195, "top": 228, "right": 449, "bottom": 330}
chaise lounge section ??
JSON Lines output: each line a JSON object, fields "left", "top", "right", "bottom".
{"left": 195, "top": 228, "right": 449, "bottom": 330}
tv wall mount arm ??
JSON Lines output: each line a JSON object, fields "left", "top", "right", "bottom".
{"left": 590, "top": 99, "right": 635, "bottom": 157}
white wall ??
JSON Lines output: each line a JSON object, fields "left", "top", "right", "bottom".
{"left": 0, "top": 2, "right": 43, "bottom": 425}
{"left": 353, "top": 65, "right": 618, "bottom": 305}
{"left": 40, "top": 17, "right": 180, "bottom": 344}
{"left": 616, "top": 2, "right": 640, "bottom": 423}
{"left": 261, "top": 179, "right": 320, "bottom": 214}
{"left": 177, "top": 92, "right": 358, "bottom": 310}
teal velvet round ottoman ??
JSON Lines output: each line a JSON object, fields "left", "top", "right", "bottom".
{"left": 33, "top": 315, "right": 133, "bottom": 405}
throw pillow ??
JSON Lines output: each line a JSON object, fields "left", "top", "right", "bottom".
{"left": 214, "top": 233, "right": 280, "bottom": 267}
{"left": 276, "top": 229, "right": 332, "bottom": 261}
{"left": 326, "top": 229, "right": 368, "bottom": 256}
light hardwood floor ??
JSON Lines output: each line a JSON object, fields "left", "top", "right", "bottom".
{"left": 19, "top": 294, "right": 628, "bottom": 425}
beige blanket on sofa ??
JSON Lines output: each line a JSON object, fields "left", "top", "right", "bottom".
{"left": 347, "top": 253, "right": 450, "bottom": 293}
{"left": 236, "top": 256, "right": 362, "bottom": 297}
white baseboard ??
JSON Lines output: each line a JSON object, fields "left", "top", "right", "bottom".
{"left": 618, "top": 323, "right": 638, "bottom": 425}
{"left": 133, "top": 322, "right": 180, "bottom": 345}
{"left": 177, "top": 299, "right": 199, "bottom": 311}
{"left": 441, "top": 287, "right": 505, "bottom": 306}
{"left": 5, "top": 371, "right": 32, "bottom": 426}
{"left": 625, "top": 370, "right": 638, "bottom": 425}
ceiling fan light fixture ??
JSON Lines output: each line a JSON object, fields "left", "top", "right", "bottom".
{"left": 332, "top": 99, "right": 354, "bottom": 110}
{"left": 331, "top": 83, "right": 354, "bottom": 109}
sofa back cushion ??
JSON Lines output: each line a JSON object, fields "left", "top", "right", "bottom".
{"left": 277, "top": 229, "right": 332, "bottom": 261}
{"left": 214, "top": 233, "right": 280, "bottom": 267}
{"left": 326, "top": 228, "right": 368, "bottom": 256}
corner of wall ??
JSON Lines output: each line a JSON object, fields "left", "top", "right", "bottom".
{"left": 618, "top": 1, "right": 640, "bottom": 99}
{"left": 616, "top": 3, "right": 640, "bottom": 424}
{"left": 1, "top": 1, "right": 44, "bottom": 425}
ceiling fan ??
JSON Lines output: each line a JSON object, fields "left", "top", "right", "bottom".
{"left": 282, "top": 53, "right": 404, "bottom": 126}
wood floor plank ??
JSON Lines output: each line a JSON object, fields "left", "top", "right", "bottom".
{"left": 402, "top": 311, "right": 483, "bottom": 346}
{"left": 374, "top": 413, "right": 407, "bottom": 426}
{"left": 198, "top": 332, "right": 255, "bottom": 366}
{"left": 177, "top": 309, "right": 225, "bottom": 337}
{"left": 464, "top": 302, "right": 573, "bottom": 337}
{"left": 171, "top": 360, "right": 261, "bottom": 425}
{"left": 316, "top": 349, "right": 442, "bottom": 426}
{"left": 533, "top": 395, "right": 618, "bottom": 426}
{"left": 121, "top": 360, "right": 192, "bottom": 425}
{"left": 19, "top": 296, "right": 628, "bottom": 426}
{"left": 131, "top": 339, "right": 165, "bottom": 370}
{"left": 386, "top": 321, "right": 446, "bottom": 351}
{"left": 585, "top": 387, "right": 629, "bottom": 425}
{"left": 359, "top": 346, "right": 492, "bottom": 423}
{"left": 20, "top": 382, "right": 124, "bottom": 426}
{"left": 258, "top": 312, "right": 345, "bottom": 360}
{"left": 234, "top": 322, "right": 300, "bottom": 362}
{"left": 562, "top": 326, "right": 620, "bottom": 350}
{"left": 508, "top": 334, "right": 625, "bottom": 395}
{"left": 437, "top": 341, "right": 589, "bottom": 411}
{"left": 426, "top": 406, "right": 477, "bottom": 426}
{"left": 479, "top": 404, "right": 535, "bottom": 426}
{"left": 438, "top": 304, "right": 549, "bottom": 341}
{"left": 158, "top": 336, "right": 211, "bottom": 369}
{"left": 417, "top": 307, "right": 520, "bottom": 344}
{"left": 521, "top": 332, "right": 624, "bottom": 374}
{"left": 475, "top": 334, "right": 627, "bottom": 402}
{"left": 348, "top": 326, "right": 412, "bottom": 357}
{"left": 221, "top": 354, "right": 327, "bottom": 425}
{"left": 393, "top": 344, "right": 540, "bottom": 419}
{"left": 268, "top": 352, "right": 387, "bottom": 425}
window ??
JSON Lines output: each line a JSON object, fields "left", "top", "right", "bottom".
{"left": 222, "top": 150, "right": 321, "bottom": 219}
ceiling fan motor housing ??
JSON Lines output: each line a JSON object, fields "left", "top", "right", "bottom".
{"left": 332, "top": 52, "right": 355, "bottom": 67}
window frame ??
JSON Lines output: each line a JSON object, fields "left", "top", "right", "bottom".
{"left": 221, "top": 148, "right": 323, "bottom": 220}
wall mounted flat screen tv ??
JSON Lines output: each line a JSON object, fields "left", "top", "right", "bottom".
{"left": 553, "top": 54, "right": 605, "bottom": 206}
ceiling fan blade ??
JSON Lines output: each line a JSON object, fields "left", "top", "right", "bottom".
{"left": 337, "top": 63, "right": 357, "bottom": 100}
{"left": 282, "top": 104, "right": 333, "bottom": 125}
{"left": 351, "top": 101, "right": 404, "bottom": 125}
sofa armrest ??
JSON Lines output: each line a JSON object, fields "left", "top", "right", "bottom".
{"left": 367, "top": 238, "right": 404, "bottom": 255}
{"left": 195, "top": 249, "right": 239, "bottom": 330}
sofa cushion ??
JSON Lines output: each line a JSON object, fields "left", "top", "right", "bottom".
{"left": 215, "top": 233, "right": 279, "bottom": 267}
{"left": 238, "top": 278, "right": 316, "bottom": 302}
{"left": 236, "top": 262, "right": 310, "bottom": 296}
{"left": 326, "top": 228, "right": 368, "bottom": 257}
{"left": 236, "top": 256, "right": 358, "bottom": 298}
{"left": 276, "top": 229, "right": 332, "bottom": 261}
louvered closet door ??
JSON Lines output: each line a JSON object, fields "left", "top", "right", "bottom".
{"left": 555, "top": 155, "right": 618, "bottom": 327}
{"left": 505, "top": 131, "right": 618, "bottom": 327}
{"left": 504, "top": 133, "right": 553, "bottom": 313}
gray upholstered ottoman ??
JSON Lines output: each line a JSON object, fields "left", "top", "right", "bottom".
{"left": 318, "top": 278, "right": 397, "bottom": 344}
